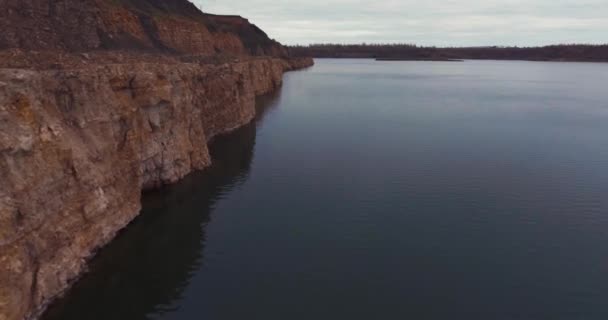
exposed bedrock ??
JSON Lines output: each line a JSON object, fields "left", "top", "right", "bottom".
{"left": 0, "top": 0, "right": 314, "bottom": 318}
{"left": 0, "top": 0, "right": 287, "bottom": 56}
{"left": 0, "top": 56, "right": 313, "bottom": 320}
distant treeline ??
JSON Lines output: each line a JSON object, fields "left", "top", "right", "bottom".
{"left": 289, "top": 44, "right": 608, "bottom": 62}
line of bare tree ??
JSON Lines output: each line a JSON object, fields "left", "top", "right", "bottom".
{"left": 289, "top": 43, "right": 608, "bottom": 62}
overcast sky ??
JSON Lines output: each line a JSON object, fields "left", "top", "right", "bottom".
{"left": 197, "top": 0, "right": 607, "bottom": 46}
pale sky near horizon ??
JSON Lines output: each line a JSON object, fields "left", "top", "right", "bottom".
{"left": 197, "top": 0, "right": 607, "bottom": 46}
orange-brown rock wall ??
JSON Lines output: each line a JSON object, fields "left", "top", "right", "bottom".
{"left": 0, "top": 0, "right": 283, "bottom": 56}
{"left": 0, "top": 57, "right": 313, "bottom": 320}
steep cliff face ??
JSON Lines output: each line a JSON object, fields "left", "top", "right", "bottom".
{"left": 0, "top": 0, "right": 313, "bottom": 319}
{"left": 0, "top": 0, "right": 286, "bottom": 56}
{"left": 0, "top": 56, "right": 312, "bottom": 320}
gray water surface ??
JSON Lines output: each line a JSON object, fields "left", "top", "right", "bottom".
{"left": 45, "top": 59, "right": 608, "bottom": 320}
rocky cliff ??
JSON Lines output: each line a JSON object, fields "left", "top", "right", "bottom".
{"left": 0, "top": 1, "right": 313, "bottom": 319}
{"left": 0, "top": 0, "right": 287, "bottom": 56}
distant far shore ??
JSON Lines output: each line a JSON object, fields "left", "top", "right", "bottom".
{"left": 289, "top": 44, "right": 608, "bottom": 63}
{"left": 376, "top": 57, "right": 463, "bottom": 62}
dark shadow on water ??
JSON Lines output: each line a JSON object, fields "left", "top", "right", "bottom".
{"left": 42, "top": 91, "right": 282, "bottom": 320}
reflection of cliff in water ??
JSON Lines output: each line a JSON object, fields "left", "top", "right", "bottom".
{"left": 43, "top": 91, "right": 282, "bottom": 320}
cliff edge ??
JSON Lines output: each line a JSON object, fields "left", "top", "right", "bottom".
{"left": 0, "top": 1, "right": 313, "bottom": 319}
{"left": 0, "top": 0, "right": 287, "bottom": 56}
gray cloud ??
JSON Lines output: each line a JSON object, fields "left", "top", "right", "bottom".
{"left": 197, "top": 0, "right": 608, "bottom": 46}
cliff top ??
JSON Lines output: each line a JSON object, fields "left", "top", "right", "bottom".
{"left": 0, "top": 0, "right": 288, "bottom": 58}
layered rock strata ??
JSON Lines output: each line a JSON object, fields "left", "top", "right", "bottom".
{"left": 0, "top": 0, "right": 286, "bottom": 56}
{"left": 0, "top": 1, "right": 313, "bottom": 318}
{"left": 0, "top": 55, "right": 312, "bottom": 320}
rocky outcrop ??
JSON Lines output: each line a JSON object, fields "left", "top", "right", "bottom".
{"left": 0, "top": 56, "right": 313, "bottom": 320}
{"left": 0, "top": 0, "right": 313, "bottom": 318}
{"left": 0, "top": 0, "right": 285, "bottom": 56}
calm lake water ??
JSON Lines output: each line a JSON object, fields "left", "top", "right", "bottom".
{"left": 45, "top": 59, "right": 608, "bottom": 320}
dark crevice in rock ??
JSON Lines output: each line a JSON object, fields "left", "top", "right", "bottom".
{"left": 26, "top": 242, "right": 41, "bottom": 312}
{"left": 137, "top": 14, "right": 176, "bottom": 54}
